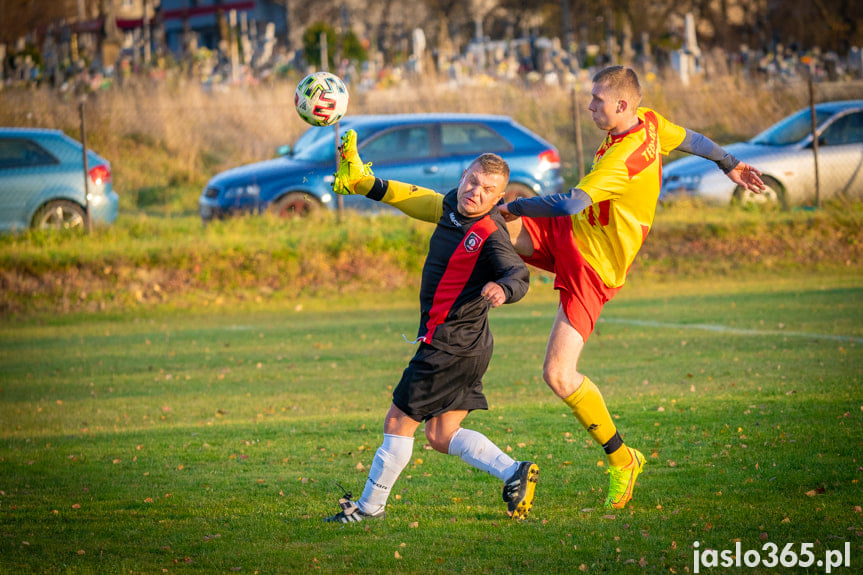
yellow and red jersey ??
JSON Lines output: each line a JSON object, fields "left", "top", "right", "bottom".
{"left": 574, "top": 107, "right": 685, "bottom": 287}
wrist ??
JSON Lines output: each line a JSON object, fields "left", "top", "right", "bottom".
{"left": 718, "top": 154, "right": 740, "bottom": 174}
{"left": 507, "top": 199, "right": 523, "bottom": 217}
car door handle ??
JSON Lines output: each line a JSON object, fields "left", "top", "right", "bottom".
{"left": 424, "top": 166, "right": 439, "bottom": 174}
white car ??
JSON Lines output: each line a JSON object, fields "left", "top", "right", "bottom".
{"left": 661, "top": 100, "right": 863, "bottom": 208}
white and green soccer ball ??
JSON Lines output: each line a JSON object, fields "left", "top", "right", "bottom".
{"left": 294, "top": 71, "right": 349, "bottom": 127}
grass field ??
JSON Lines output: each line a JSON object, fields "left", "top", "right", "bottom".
{"left": 1, "top": 271, "right": 861, "bottom": 574}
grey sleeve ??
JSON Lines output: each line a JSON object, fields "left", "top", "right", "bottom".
{"left": 676, "top": 129, "right": 740, "bottom": 173}
{"left": 506, "top": 188, "right": 593, "bottom": 218}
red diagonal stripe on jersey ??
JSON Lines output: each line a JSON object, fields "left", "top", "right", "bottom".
{"left": 424, "top": 216, "right": 498, "bottom": 343}
{"left": 624, "top": 110, "right": 659, "bottom": 179}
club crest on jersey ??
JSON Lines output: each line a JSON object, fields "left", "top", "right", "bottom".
{"left": 464, "top": 231, "right": 483, "bottom": 253}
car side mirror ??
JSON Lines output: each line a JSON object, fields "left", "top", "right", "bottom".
{"left": 276, "top": 145, "right": 292, "bottom": 157}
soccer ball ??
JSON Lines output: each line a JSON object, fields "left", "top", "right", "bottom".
{"left": 294, "top": 71, "right": 349, "bottom": 127}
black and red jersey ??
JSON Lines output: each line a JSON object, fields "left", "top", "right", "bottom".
{"left": 365, "top": 181, "right": 529, "bottom": 356}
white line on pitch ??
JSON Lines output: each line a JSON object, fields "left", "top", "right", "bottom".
{"left": 598, "top": 317, "right": 862, "bottom": 344}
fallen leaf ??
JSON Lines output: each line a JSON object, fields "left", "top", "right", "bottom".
{"left": 409, "top": 521, "right": 418, "bottom": 528}
{"left": 394, "top": 551, "right": 402, "bottom": 559}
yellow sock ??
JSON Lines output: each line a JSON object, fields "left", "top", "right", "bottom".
{"left": 355, "top": 176, "right": 376, "bottom": 195}
{"left": 562, "top": 376, "right": 632, "bottom": 468}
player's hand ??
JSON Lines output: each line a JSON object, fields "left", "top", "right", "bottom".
{"left": 728, "top": 162, "right": 765, "bottom": 194}
{"left": 498, "top": 203, "right": 519, "bottom": 222}
{"left": 481, "top": 282, "right": 506, "bottom": 308}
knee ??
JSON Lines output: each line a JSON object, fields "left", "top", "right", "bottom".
{"left": 424, "top": 427, "right": 452, "bottom": 454}
{"left": 543, "top": 362, "right": 581, "bottom": 397}
{"left": 542, "top": 362, "right": 567, "bottom": 388}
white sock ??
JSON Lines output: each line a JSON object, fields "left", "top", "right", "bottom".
{"left": 448, "top": 427, "right": 519, "bottom": 482}
{"left": 357, "top": 433, "right": 414, "bottom": 515}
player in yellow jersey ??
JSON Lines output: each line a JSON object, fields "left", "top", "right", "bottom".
{"left": 499, "top": 65, "right": 765, "bottom": 509}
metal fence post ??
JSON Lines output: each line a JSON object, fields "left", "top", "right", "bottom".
{"left": 571, "top": 83, "right": 585, "bottom": 181}
{"left": 808, "top": 67, "right": 821, "bottom": 209}
{"left": 335, "top": 120, "right": 343, "bottom": 223}
{"left": 79, "top": 99, "right": 92, "bottom": 234}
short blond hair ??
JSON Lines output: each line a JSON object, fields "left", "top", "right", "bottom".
{"left": 469, "top": 153, "right": 510, "bottom": 182}
{"left": 593, "top": 65, "right": 642, "bottom": 108}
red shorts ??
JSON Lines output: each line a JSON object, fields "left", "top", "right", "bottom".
{"left": 520, "top": 216, "right": 621, "bottom": 341}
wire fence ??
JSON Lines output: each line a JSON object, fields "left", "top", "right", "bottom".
{"left": 1, "top": 73, "right": 862, "bottom": 231}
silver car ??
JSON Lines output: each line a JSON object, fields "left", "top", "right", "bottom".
{"left": 661, "top": 100, "right": 863, "bottom": 207}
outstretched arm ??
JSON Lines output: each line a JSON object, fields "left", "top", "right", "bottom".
{"left": 499, "top": 188, "right": 593, "bottom": 220}
{"left": 677, "top": 129, "right": 765, "bottom": 193}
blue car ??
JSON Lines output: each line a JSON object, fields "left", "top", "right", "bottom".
{"left": 199, "top": 114, "right": 564, "bottom": 220}
{"left": 0, "top": 128, "right": 119, "bottom": 231}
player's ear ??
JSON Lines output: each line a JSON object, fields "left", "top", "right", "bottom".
{"left": 617, "top": 99, "right": 627, "bottom": 113}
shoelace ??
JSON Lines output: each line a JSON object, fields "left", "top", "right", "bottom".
{"left": 335, "top": 481, "right": 353, "bottom": 501}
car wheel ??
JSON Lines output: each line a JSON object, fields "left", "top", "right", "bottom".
{"left": 503, "top": 183, "right": 536, "bottom": 204}
{"left": 732, "top": 176, "right": 787, "bottom": 210}
{"left": 32, "top": 200, "right": 87, "bottom": 230}
{"left": 269, "top": 192, "right": 320, "bottom": 218}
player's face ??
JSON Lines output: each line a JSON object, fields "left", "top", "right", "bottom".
{"left": 588, "top": 83, "right": 622, "bottom": 132}
{"left": 456, "top": 165, "right": 507, "bottom": 217}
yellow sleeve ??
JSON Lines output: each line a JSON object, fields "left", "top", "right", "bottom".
{"left": 654, "top": 110, "right": 686, "bottom": 155}
{"left": 377, "top": 179, "right": 444, "bottom": 223}
{"left": 576, "top": 145, "right": 632, "bottom": 204}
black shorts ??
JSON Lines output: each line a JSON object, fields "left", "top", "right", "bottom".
{"left": 392, "top": 343, "right": 491, "bottom": 422}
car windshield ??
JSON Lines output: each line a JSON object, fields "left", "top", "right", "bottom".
{"left": 290, "top": 124, "right": 372, "bottom": 162}
{"left": 750, "top": 108, "right": 833, "bottom": 146}
{"left": 291, "top": 126, "right": 330, "bottom": 154}
{"left": 292, "top": 130, "right": 339, "bottom": 162}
